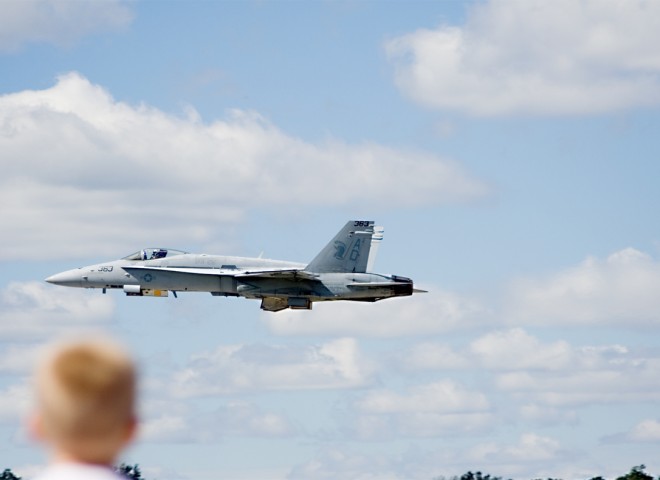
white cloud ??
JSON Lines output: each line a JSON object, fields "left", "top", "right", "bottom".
{"left": 396, "top": 328, "right": 626, "bottom": 374}
{"left": 395, "top": 328, "right": 660, "bottom": 410}
{"left": 519, "top": 404, "right": 578, "bottom": 426}
{"left": 289, "top": 447, "right": 409, "bottom": 480}
{"left": 469, "top": 433, "right": 562, "bottom": 462}
{"left": 507, "top": 248, "right": 660, "bottom": 327}
{"left": 628, "top": 419, "right": 660, "bottom": 442}
{"left": 0, "top": 73, "right": 488, "bottom": 261}
{"left": 386, "top": 0, "right": 660, "bottom": 116}
{"left": 0, "top": 344, "right": 41, "bottom": 374}
{"left": 0, "top": 281, "right": 115, "bottom": 340}
{"left": 469, "top": 328, "right": 575, "bottom": 370}
{"left": 169, "top": 338, "right": 373, "bottom": 396}
{"left": 0, "top": 382, "right": 31, "bottom": 425}
{"left": 140, "top": 401, "right": 296, "bottom": 443}
{"left": 395, "top": 341, "right": 469, "bottom": 371}
{"left": 495, "top": 357, "right": 660, "bottom": 407}
{"left": 263, "top": 288, "right": 487, "bottom": 338}
{"left": 140, "top": 414, "right": 188, "bottom": 443}
{"left": 355, "top": 380, "right": 489, "bottom": 414}
{"left": 346, "top": 380, "right": 494, "bottom": 439}
{"left": 289, "top": 435, "right": 573, "bottom": 480}
{"left": 610, "top": 419, "right": 660, "bottom": 443}
{"left": 0, "top": 0, "right": 133, "bottom": 52}
{"left": 466, "top": 433, "right": 573, "bottom": 477}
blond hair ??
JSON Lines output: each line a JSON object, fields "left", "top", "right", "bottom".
{"left": 35, "top": 337, "right": 137, "bottom": 464}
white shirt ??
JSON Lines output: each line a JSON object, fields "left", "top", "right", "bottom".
{"left": 33, "top": 463, "right": 126, "bottom": 480}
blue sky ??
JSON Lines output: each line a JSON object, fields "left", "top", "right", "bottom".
{"left": 2, "top": 1, "right": 660, "bottom": 479}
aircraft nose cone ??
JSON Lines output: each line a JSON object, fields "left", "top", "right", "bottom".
{"left": 45, "top": 269, "right": 84, "bottom": 287}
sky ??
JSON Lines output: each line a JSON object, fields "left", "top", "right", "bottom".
{"left": 2, "top": 1, "right": 660, "bottom": 479}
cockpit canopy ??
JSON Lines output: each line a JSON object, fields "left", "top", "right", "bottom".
{"left": 122, "top": 248, "right": 188, "bottom": 261}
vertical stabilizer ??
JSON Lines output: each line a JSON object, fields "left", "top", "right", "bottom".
{"left": 305, "top": 221, "right": 374, "bottom": 273}
{"left": 366, "top": 226, "right": 384, "bottom": 272}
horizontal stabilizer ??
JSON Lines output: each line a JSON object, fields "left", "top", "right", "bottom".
{"left": 346, "top": 281, "right": 413, "bottom": 289}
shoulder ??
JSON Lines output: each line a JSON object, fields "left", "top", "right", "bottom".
{"left": 34, "top": 463, "right": 125, "bottom": 480}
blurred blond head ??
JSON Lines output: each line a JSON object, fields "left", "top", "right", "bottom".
{"left": 33, "top": 336, "right": 137, "bottom": 465}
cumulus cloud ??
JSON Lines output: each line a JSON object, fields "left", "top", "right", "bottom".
{"left": 395, "top": 328, "right": 660, "bottom": 410}
{"left": 395, "top": 341, "right": 469, "bottom": 370}
{"left": 345, "top": 380, "right": 494, "bottom": 439}
{"left": 355, "top": 380, "right": 489, "bottom": 414}
{"left": 395, "top": 328, "right": 623, "bottom": 373}
{"left": 386, "top": 0, "right": 660, "bottom": 116}
{"left": 0, "top": 0, "right": 133, "bottom": 52}
{"left": 495, "top": 356, "right": 660, "bottom": 407}
{"left": 0, "top": 281, "right": 115, "bottom": 339}
{"left": 507, "top": 248, "right": 660, "bottom": 327}
{"left": 169, "top": 338, "right": 373, "bottom": 396}
{"left": 605, "top": 419, "right": 660, "bottom": 443}
{"left": 0, "top": 73, "right": 488, "bottom": 261}
{"left": 289, "top": 445, "right": 483, "bottom": 480}
{"left": 0, "top": 382, "right": 31, "bottom": 425}
{"left": 263, "top": 288, "right": 487, "bottom": 337}
{"left": 627, "top": 419, "right": 660, "bottom": 442}
{"left": 0, "top": 344, "right": 42, "bottom": 374}
{"left": 140, "top": 400, "right": 296, "bottom": 443}
{"left": 469, "top": 433, "right": 563, "bottom": 462}
{"left": 466, "top": 433, "right": 574, "bottom": 477}
{"left": 289, "top": 447, "right": 412, "bottom": 480}
{"left": 469, "top": 328, "right": 575, "bottom": 371}
{"left": 519, "top": 404, "right": 578, "bottom": 426}
{"left": 289, "top": 435, "right": 573, "bottom": 480}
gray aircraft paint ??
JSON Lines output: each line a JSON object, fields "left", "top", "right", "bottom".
{"left": 46, "top": 221, "right": 424, "bottom": 312}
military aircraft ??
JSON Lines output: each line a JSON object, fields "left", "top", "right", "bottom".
{"left": 45, "top": 220, "right": 424, "bottom": 312}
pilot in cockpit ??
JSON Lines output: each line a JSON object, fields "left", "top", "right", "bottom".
{"left": 150, "top": 249, "right": 167, "bottom": 260}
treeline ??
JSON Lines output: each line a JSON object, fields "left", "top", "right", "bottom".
{"left": 1, "top": 464, "right": 657, "bottom": 480}
{"left": 433, "top": 466, "right": 659, "bottom": 480}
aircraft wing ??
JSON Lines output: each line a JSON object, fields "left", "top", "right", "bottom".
{"left": 123, "top": 266, "right": 230, "bottom": 276}
{"left": 122, "top": 265, "right": 300, "bottom": 277}
{"left": 122, "top": 266, "right": 319, "bottom": 281}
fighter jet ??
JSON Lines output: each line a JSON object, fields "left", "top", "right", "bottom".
{"left": 45, "top": 220, "right": 424, "bottom": 312}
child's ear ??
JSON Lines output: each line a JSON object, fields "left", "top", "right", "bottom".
{"left": 124, "top": 415, "right": 138, "bottom": 444}
{"left": 28, "top": 412, "right": 46, "bottom": 441}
